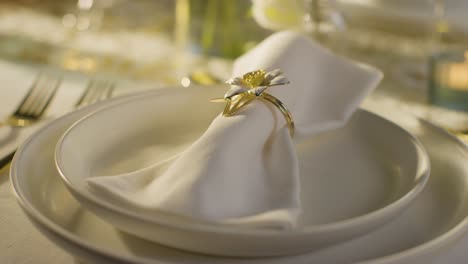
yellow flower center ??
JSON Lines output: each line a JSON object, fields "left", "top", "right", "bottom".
{"left": 242, "top": 70, "right": 266, "bottom": 88}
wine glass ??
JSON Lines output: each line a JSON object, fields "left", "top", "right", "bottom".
{"left": 431, "top": 0, "right": 449, "bottom": 51}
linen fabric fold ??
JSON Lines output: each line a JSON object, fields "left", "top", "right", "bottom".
{"left": 87, "top": 31, "right": 383, "bottom": 229}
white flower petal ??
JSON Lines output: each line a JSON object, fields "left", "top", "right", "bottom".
{"left": 269, "top": 76, "right": 290, "bottom": 86}
{"left": 225, "top": 86, "right": 248, "bottom": 99}
{"left": 264, "top": 69, "right": 282, "bottom": 82}
{"left": 226, "top": 77, "right": 244, "bottom": 86}
{"left": 254, "top": 86, "right": 268, "bottom": 96}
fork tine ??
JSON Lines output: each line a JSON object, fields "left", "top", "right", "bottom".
{"left": 105, "top": 82, "right": 115, "bottom": 99}
{"left": 87, "top": 81, "right": 106, "bottom": 105}
{"left": 78, "top": 80, "right": 101, "bottom": 107}
{"left": 14, "top": 74, "right": 61, "bottom": 119}
{"left": 13, "top": 74, "right": 44, "bottom": 117}
{"left": 75, "top": 80, "right": 95, "bottom": 108}
{"left": 36, "top": 78, "right": 62, "bottom": 116}
{"left": 97, "top": 81, "right": 114, "bottom": 102}
{"left": 76, "top": 80, "right": 115, "bottom": 108}
{"left": 30, "top": 76, "right": 61, "bottom": 118}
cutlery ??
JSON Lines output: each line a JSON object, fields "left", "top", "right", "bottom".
{"left": 0, "top": 78, "right": 115, "bottom": 171}
{"left": 75, "top": 79, "right": 115, "bottom": 108}
{"left": 1, "top": 73, "right": 61, "bottom": 127}
{"left": 0, "top": 72, "right": 61, "bottom": 171}
{"left": 0, "top": 151, "right": 14, "bottom": 171}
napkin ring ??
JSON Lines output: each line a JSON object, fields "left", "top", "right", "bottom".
{"left": 211, "top": 69, "right": 295, "bottom": 137}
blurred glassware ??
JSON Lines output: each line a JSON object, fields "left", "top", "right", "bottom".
{"left": 303, "top": 0, "right": 346, "bottom": 43}
{"left": 0, "top": 1, "right": 180, "bottom": 83}
{"left": 427, "top": 0, "right": 468, "bottom": 137}
{"left": 336, "top": 0, "right": 468, "bottom": 59}
{"left": 431, "top": 0, "right": 449, "bottom": 48}
{"left": 59, "top": 0, "right": 113, "bottom": 74}
{"left": 176, "top": 0, "right": 271, "bottom": 60}
{"left": 429, "top": 50, "right": 468, "bottom": 112}
{"left": 336, "top": 0, "right": 468, "bottom": 141}
{"left": 329, "top": 1, "right": 436, "bottom": 94}
{"left": 427, "top": 0, "right": 468, "bottom": 113}
{"left": 61, "top": 0, "right": 113, "bottom": 32}
{"left": 250, "top": 0, "right": 346, "bottom": 47}
{"left": 174, "top": 0, "right": 271, "bottom": 86}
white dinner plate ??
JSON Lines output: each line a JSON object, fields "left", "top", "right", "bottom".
{"left": 54, "top": 87, "right": 428, "bottom": 256}
{"left": 10, "top": 87, "right": 468, "bottom": 263}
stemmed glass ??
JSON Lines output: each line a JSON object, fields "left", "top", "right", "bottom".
{"left": 59, "top": 0, "right": 118, "bottom": 74}
{"left": 431, "top": 0, "right": 449, "bottom": 51}
{"left": 297, "top": 0, "right": 346, "bottom": 55}
{"left": 62, "top": 0, "right": 113, "bottom": 33}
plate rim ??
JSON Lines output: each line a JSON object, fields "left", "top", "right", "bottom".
{"left": 357, "top": 119, "right": 468, "bottom": 264}
{"left": 10, "top": 87, "right": 468, "bottom": 263}
{"left": 54, "top": 86, "right": 430, "bottom": 237}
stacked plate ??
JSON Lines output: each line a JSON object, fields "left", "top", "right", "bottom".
{"left": 10, "top": 86, "right": 468, "bottom": 263}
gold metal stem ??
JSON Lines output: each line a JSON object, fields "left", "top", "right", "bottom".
{"left": 261, "top": 93, "right": 295, "bottom": 138}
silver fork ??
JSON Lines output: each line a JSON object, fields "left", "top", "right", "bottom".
{"left": 0, "top": 79, "right": 115, "bottom": 171}
{"left": 2, "top": 73, "right": 61, "bottom": 127}
{"left": 0, "top": 73, "right": 61, "bottom": 170}
{"left": 75, "top": 79, "right": 115, "bottom": 108}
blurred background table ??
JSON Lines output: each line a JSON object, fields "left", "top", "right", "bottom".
{"left": 0, "top": 0, "right": 467, "bottom": 135}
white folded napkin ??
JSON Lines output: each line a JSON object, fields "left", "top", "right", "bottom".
{"left": 87, "top": 31, "right": 382, "bottom": 229}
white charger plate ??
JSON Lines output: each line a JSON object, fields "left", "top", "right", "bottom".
{"left": 54, "top": 87, "right": 429, "bottom": 256}
{"left": 10, "top": 87, "right": 468, "bottom": 263}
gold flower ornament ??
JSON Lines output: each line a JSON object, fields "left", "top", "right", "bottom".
{"left": 211, "top": 69, "right": 295, "bottom": 137}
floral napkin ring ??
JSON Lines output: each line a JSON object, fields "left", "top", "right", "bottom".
{"left": 211, "top": 69, "right": 295, "bottom": 137}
